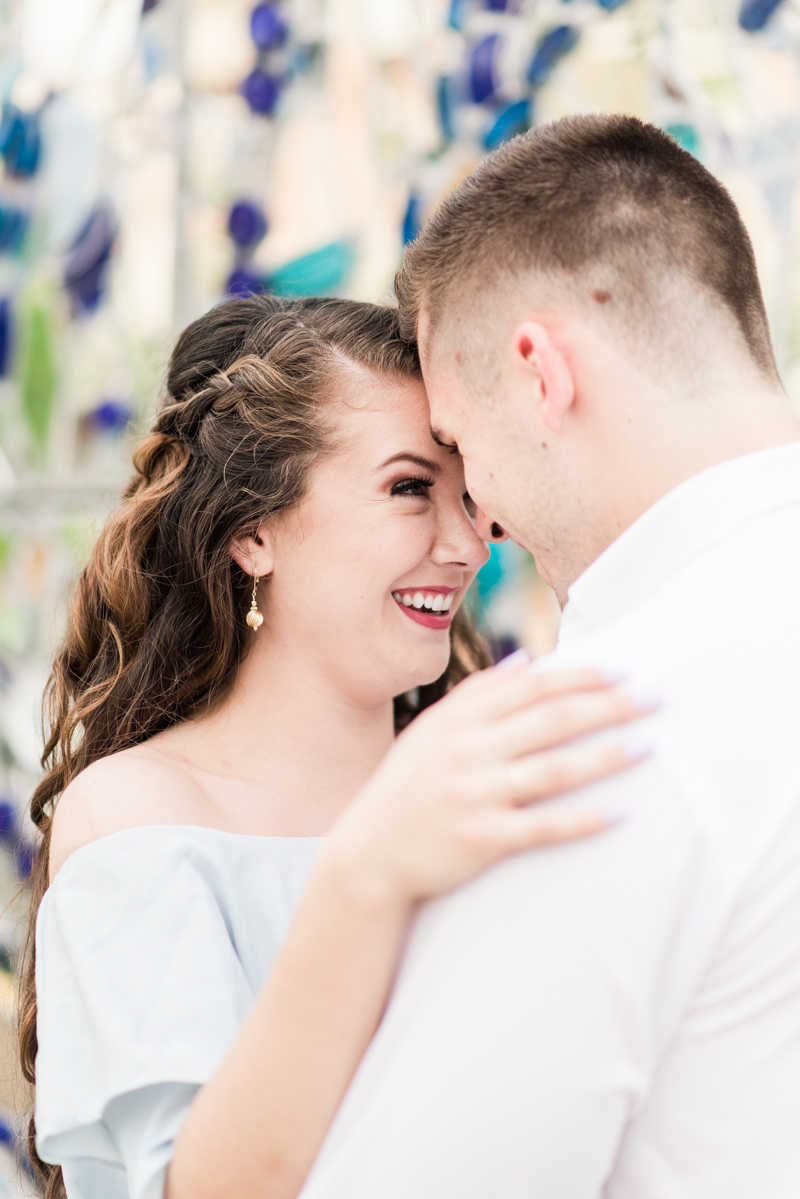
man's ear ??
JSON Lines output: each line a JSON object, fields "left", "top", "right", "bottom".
{"left": 230, "top": 522, "right": 276, "bottom": 578}
{"left": 513, "top": 321, "right": 575, "bottom": 432}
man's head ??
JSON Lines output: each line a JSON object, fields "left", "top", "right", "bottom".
{"left": 397, "top": 114, "right": 798, "bottom": 603}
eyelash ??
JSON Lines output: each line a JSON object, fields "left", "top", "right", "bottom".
{"left": 390, "top": 475, "right": 435, "bottom": 498}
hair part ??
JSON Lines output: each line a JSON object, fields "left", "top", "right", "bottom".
{"left": 397, "top": 114, "right": 778, "bottom": 383}
{"left": 18, "top": 295, "right": 489, "bottom": 1197}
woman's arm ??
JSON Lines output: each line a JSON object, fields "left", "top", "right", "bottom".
{"left": 167, "top": 855, "right": 409, "bottom": 1199}
{"left": 167, "top": 662, "right": 652, "bottom": 1199}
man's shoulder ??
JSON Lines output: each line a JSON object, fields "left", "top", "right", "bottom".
{"left": 556, "top": 595, "right": 800, "bottom": 880}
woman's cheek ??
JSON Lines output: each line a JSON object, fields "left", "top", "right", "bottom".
{"left": 397, "top": 510, "right": 438, "bottom": 559}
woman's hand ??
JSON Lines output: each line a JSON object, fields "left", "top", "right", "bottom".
{"left": 320, "top": 655, "right": 655, "bottom": 908}
{"left": 169, "top": 657, "right": 657, "bottom": 1199}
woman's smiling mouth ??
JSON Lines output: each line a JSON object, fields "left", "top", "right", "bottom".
{"left": 392, "top": 587, "right": 456, "bottom": 630}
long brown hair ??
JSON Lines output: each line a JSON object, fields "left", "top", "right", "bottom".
{"left": 18, "top": 295, "right": 489, "bottom": 1196}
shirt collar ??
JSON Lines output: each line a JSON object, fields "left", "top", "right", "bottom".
{"left": 559, "top": 442, "right": 800, "bottom": 642}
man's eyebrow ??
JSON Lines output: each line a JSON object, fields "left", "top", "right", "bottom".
{"left": 376, "top": 452, "right": 442, "bottom": 474}
{"left": 430, "top": 429, "right": 458, "bottom": 454}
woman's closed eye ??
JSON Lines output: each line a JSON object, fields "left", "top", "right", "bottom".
{"left": 390, "top": 475, "right": 435, "bottom": 499}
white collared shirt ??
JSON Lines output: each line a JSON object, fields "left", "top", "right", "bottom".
{"left": 299, "top": 443, "right": 800, "bottom": 1199}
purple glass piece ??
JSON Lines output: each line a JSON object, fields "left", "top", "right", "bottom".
{"left": 67, "top": 262, "right": 107, "bottom": 313}
{"left": 228, "top": 201, "right": 268, "bottom": 248}
{"left": 90, "top": 400, "right": 133, "bottom": 433}
{"left": 0, "top": 801, "right": 15, "bottom": 839}
{"left": 227, "top": 267, "right": 263, "bottom": 297}
{"left": 64, "top": 202, "right": 116, "bottom": 313}
{"left": 242, "top": 68, "right": 282, "bottom": 115}
{"left": 0, "top": 297, "right": 10, "bottom": 376}
{"left": 469, "top": 34, "right": 499, "bottom": 105}
{"left": 738, "top": 0, "right": 784, "bottom": 29}
{"left": 528, "top": 25, "right": 580, "bottom": 89}
{"left": 14, "top": 841, "right": 35, "bottom": 880}
{"left": 250, "top": 3, "right": 288, "bottom": 49}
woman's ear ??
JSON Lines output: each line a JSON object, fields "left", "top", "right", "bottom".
{"left": 513, "top": 321, "right": 575, "bottom": 433}
{"left": 230, "top": 522, "right": 276, "bottom": 578}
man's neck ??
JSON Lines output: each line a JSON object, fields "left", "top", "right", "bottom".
{"left": 551, "top": 386, "right": 800, "bottom": 606}
{"left": 612, "top": 388, "right": 800, "bottom": 532}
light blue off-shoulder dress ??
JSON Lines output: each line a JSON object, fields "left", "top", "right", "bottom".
{"left": 35, "top": 826, "right": 323, "bottom": 1199}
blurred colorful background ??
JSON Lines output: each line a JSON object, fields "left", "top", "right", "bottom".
{"left": 0, "top": 0, "right": 799, "bottom": 1187}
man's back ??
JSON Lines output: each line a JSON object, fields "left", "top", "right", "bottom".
{"left": 300, "top": 445, "right": 800, "bottom": 1199}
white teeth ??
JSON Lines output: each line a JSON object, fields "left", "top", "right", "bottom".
{"left": 393, "top": 590, "right": 455, "bottom": 614}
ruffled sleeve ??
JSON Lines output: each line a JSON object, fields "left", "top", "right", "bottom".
{"left": 35, "top": 829, "right": 260, "bottom": 1197}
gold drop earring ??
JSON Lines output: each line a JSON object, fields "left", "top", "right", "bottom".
{"left": 246, "top": 575, "right": 264, "bottom": 630}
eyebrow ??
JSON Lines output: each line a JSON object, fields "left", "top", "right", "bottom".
{"left": 376, "top": 452, "right": 442, "bottom": 474}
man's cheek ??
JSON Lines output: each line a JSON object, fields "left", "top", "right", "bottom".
{"left": 465, "top": 465, "right": 498, "bottom": 518}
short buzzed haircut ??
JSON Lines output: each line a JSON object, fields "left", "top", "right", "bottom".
{"left": 397, "top": 114, "right": 777, "bottom": 380}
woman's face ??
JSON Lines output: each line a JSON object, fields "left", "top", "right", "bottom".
{"left": 263, "top": 368, "right": 490, "bottom": 707}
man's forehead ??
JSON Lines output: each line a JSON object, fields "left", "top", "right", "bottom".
{"left": 417, "top": 310, "right": 460, "bottom": 381}
{"left": 417, "top": 307, "right": 430, "bottom": 348}
{"left": 416, "top": 308, "right": 438, "bottom": 376}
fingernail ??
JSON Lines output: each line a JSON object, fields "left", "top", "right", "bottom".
{"left": 623, "top": 734, "right": 654, "bottom": 762}
{"left": 495, "top": 647, "right": 532, "bottom": 672}
{"left": 629, "top": 687, "right": 663, "bottom": 713}
{"left": 602, "top": 807, "right": 630, "bottom": 828}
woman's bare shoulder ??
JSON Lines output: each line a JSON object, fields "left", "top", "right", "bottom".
{"left": 49, "top": 744, "right": 209, "bottom": 879}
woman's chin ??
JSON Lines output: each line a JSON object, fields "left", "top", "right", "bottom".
{"left": 395, "top": 648, "right": 453, "bottom": 694}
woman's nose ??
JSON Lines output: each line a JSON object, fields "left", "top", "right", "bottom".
{"left": 475, "top": 508, "right": 509, "bottom": 543}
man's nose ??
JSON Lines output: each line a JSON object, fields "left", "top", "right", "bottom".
{"left": 475, "top": 508, "right": 509, "bottom": 542}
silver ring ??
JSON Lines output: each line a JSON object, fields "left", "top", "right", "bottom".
{"left": 508, "top": 760, "right": 530, "bottom": 801}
